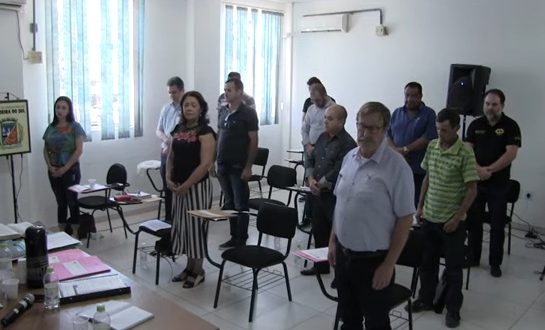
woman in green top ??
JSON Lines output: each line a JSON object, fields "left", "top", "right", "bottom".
{"left": 42, "top": 96, "right": 86, "bottom": 234}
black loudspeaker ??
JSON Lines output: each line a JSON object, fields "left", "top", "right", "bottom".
{"left": 446, "top": 64, "right": 491, "bottom": 116}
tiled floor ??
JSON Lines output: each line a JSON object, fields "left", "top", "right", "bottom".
{"left": 81, "top": 187, "right": 545, "bottom": 329}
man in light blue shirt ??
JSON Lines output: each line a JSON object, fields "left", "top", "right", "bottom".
{"left": 388, "top": 82, "right": 437, "bottom": 206}
{"left": 328, "top": 102, "right": 415, "bottom": 330}
{"left": 156, "top": 76, "right": 184, "bottom": 223}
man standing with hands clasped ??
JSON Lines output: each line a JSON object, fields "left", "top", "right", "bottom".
{"left": 466, "top": 89, "right": 521, "bottom": 278}
{"left": 328, "top": 102, "right": 415, "bottom": 330}
{"left": 412, "top": 108, "right": 478, "bottom": 328}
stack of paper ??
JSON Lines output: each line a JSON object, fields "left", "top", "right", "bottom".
{"left": 0, "top": 222, "right": 34, "bottom": 240}
{"left": 78, "top": 300, "right": 154, "bottom": 330}
{"left": 294, "top": 247, "right": 329, "bottom": 263}
{"left": 49, "top": 249, "right": 110, "bottom": 281}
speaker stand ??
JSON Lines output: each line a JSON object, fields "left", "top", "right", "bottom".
{"left": 461, "top": 114, "right": 468, "bottom": 141}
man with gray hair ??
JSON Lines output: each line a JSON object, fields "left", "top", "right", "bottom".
{"left": 328, "top": 102, "right": 415, "bottom": 329}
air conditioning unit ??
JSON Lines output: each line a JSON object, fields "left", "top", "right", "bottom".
{"left": 0, "top": 0, "right": 27, "bottom": 7}
{"left": 299, "top": 14, "right": 349, "bottom": 33}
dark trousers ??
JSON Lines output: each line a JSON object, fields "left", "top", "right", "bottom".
{"left": 418, "top": 220, "right": 465, "bottom": 314}
{"left": 311, "top": 192, "right": 335, "bottom": 272}
{"left": 413, "top": 172, "right": 425, "bottom": 208}
{"left": 48, "top": 163, "right": 81, "bottom": 225}
{"left": 217, "top": 164, "right": 250, "bottom": 242}
{"left": 160, "top": 152, "right": 172, "bottom": 223}
{"left": 335, "top": 242, "right": 392, "bottom": 330}
{"left": 467, "top": 183, "right": 509, "bottom": 266}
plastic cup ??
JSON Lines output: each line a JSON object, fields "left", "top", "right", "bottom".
{"left": 72, "top": 314, "right": 89, "bottom": 330}
{"left": 2, "top": 278, "right": 19, "bottom": 300}
{"left": 88, "top": 179, "right": 96, "bottom": 189}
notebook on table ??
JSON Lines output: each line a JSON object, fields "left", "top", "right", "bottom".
{"left": 58, "top": 274, "right": 131, "bottom": 305}
{"left": 78, "top": 300, "right": 154, "bottom": 330}
{"left": 49, "top": 249, "right": 110, "bottom": 281}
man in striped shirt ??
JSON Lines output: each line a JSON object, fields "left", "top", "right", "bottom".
{"left": 412, "top": 108, "right": 478, "bottom": 328}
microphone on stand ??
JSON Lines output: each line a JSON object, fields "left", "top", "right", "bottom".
{"left": 0, "top": 293, "right": 35, "bottom": 327}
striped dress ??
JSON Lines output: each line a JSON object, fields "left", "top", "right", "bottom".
{"left": 169, "top": 124, "right": 216, "bottom": 258}
{"left": 171, "top": 178, "right": 212, "bottom": 258}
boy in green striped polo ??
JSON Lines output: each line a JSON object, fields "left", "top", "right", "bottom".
{"left": 412, "top": 108, "right": 478, "bottom": 328}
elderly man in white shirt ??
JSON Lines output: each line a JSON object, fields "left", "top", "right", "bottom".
{"left": 328, "top": 102, "right": 415, "bottom": 330}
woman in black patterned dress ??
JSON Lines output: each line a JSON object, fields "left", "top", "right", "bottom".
{"left": 166, "top": 91, "right": 216, "bottom": 288}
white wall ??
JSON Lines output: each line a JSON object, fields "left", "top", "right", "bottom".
{"left": 291, "top": 0, "right": 545, "bottom": 228}
{"left": 0, "top": 0, "right": 292, "bottom": 227}
{"left": 0, "top": 7, "right": 28, "bottom": 224}
{"left": 0, "top": 0, "right": 189, "bottom": 227}
{"left": 189, "top": 0, "right": 291, "bottom": 187}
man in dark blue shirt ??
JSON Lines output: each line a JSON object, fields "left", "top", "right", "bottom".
{"left": 466, "top": 89, "right": 521, "bottom": 277}
{"left": 214, "top": 78, "right": 259, "bottom": 248}
{"left": 388, "top": 82, "right": 437, "bottom": 206}
{"left": 300, "top": 105, "right": 356, "bottom": 275}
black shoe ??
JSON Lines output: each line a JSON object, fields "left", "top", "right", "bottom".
{"left": 300, "top": 266, "right": 330, "bottom": 276}
{"left": 236, "top": 240, "right": 247, "bottom": 247}
{"left": 408, "top": 299, "right": 433, "bottom": 313}
{"left": 445, "top": 311, "right": 461, "bottom": 328}
{"left": 219, "top": 239, "right": 237, "bottom": 249}
{"left": 490, "top": 265, "right": 502, "bottom": 277}
{"left": 64, "top": 224, "right": 73, "bottom": 236}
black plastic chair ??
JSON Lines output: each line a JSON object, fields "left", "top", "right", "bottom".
{"left": 78, "top": 163, "right": 129, "bottom": 238}
{"left": 247, "top": 165, "right": 297, "bottom": 213}
{"left": 483, "top": 179, "right": 520, "bottom": 255}
{"left": 397, "top": 229, "right": 425, "bottom": 297}
{"left": 249, "top": 147, "right": 269, "bottom": 195}
{"left": 213, "top": 203, "right": 298, "bottom": 322}
{"left": 131, "top": 219, "right": 173, "bottom": 285}
{"left": 333, "top": 283, "right": 413, "bottom": 330}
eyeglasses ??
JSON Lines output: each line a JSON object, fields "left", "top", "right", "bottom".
{"left": 356, "top": 122, "right": 383, "bottom": 132}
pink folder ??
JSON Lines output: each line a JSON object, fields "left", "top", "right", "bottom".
{"left": 49, "top": 249, "right": 110, "bottom": 281}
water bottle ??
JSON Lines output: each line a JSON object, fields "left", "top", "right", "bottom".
{"left": 0, "top": 241, "right": 13, "bottom": 282}
{"left": 93, "top": 303, "right": 111, "bottom": 330}
{"left": 25, "top": 225, "right": 48, "bottom": 288}
{"left": 43, "top": 266, "right": 60, "bottom": 310}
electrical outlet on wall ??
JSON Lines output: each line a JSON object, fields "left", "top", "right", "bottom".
{"left": 375, "top": 25, "right": 387, "bottom": 36}
{"left": 27, "top": 50, "right": 43, "bottom": 64}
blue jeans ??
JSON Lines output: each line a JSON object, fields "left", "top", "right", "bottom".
{"left": 217, "top": 163, "right": 249, "bottom": 242}
{"left": 48, "top": 163, "right": 81, "bottom": 225}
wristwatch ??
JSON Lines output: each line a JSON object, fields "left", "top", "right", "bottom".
{"left": 402, "top": 146, "right": 409, "bottom": 154}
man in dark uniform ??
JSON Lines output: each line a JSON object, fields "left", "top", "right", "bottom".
{"left": 466, "top": 89, "right": 522, "bottom": 277}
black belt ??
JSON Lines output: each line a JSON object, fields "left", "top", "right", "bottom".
{"left": 339, "top": 245, "right": 388, "bottom": 259}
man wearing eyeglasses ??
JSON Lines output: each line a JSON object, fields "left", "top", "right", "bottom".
{"left": 215, "top": 78, "right": 259, "bottom": 249}
{"left": 328, "top": 102, "right": 415, "bottom": 330}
